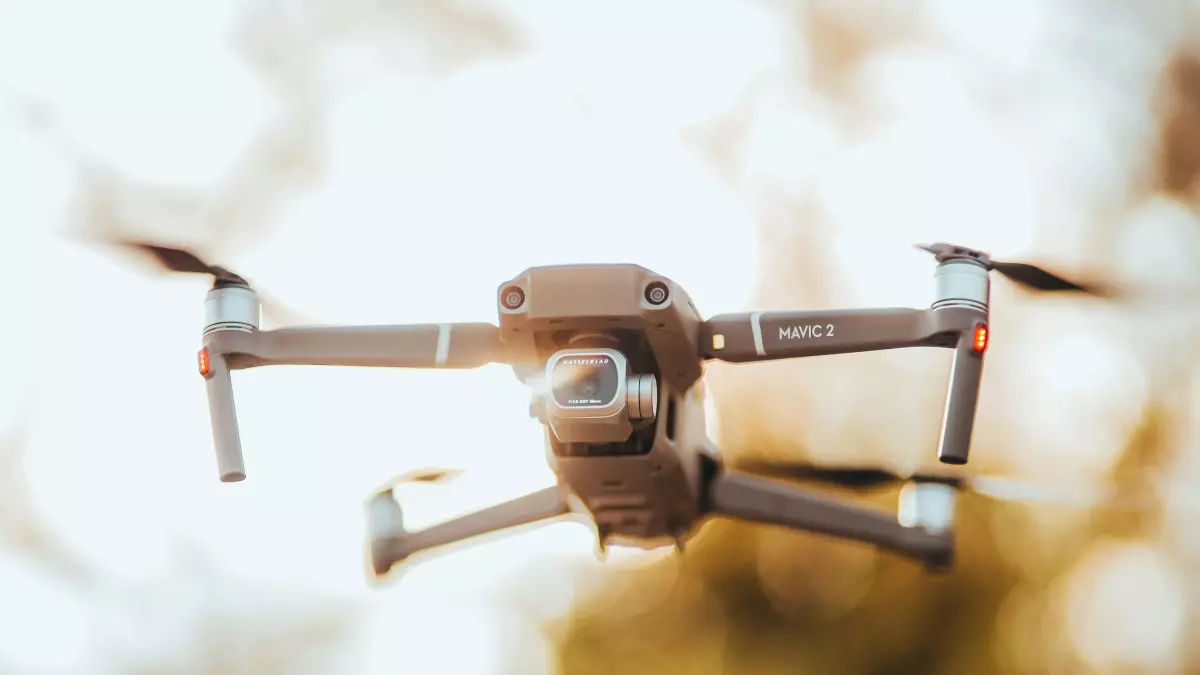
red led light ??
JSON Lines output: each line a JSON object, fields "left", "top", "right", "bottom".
{"left": 973, "top": 325, "right": 988, "bottom": 353}
{"left": 198, "top": 348, "right": 211, "bottom": 377}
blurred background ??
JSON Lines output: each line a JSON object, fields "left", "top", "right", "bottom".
{"left": 3, "top": 1, "right": 1200, "bottom": 673}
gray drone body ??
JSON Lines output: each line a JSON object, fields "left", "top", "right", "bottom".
{"left": 182, "top": 245, "right": 1015, "bottom": 578}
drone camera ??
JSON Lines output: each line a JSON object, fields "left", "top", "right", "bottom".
{"left": 626, "top": 373, "right": 658, "bottom": 420}
{"left": 550, "top": 351, "right": 623, "bottom": 409}
{"left": 541, "top": 348, "right": 658, "bottom": 443}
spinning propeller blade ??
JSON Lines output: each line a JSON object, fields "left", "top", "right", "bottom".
{"left": 914, "top": 242, "right": 1114, "bottom": 297}
{"left": 750, "top": 464, "right": 905, "bottom": 490}
{"left": 103, "top": 240, "right": 311, "bottom": 327}
{"left": 737, "top": 459, "right": 1105, "bottom": 506}
{"left": 392, "top": 467, "right": 463, "bottom": 484}
{"left": 965, "top": 476, "right": 1104, "bottom": 506}
{"left": 371, "top": 467, "right": 463, "bottom": 495}
{"left": 121, "top": 242, "right": 247, "bottom": 285}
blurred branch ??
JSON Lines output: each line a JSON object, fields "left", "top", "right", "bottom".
{"left": 773, "top": 0, "right": 928, "bottom": 102}
{"left": 1153, "top": 51, "right": 1200, "bottom": 206}
{"left": 15, "top": 0, "right": 523, "bottom": 257}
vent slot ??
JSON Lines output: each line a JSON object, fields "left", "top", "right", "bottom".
{"left": 665, "top": 397, "right": 677, "bottom": 440}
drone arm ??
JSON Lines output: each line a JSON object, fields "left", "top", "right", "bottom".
{"left": 704, "top": 468, "right": 952, "bottom": 570}
{"left": 700, "top": 307, "right": 991, "bottom": 362}
{"left": 202, "top": 352, "right": 247, "bottom": 482}
{"left": 368, "top": 485, "right": 572, "bottom": 578}
{"left": 212, "top": 322, "right": 504, "bottom": 369}
{"left": 198, "top": 322, "right": 503, "bottom": 483}
{"left": 938, "top": 333, "right": 985, "bottom": 465}
{"left": 701, "top": 308, "right": 936, "bottom": 361}
{"left": 702, "top": 306, "right": 988, "bottom": 465}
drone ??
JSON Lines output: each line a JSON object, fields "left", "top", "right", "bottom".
{"left": 109, "top": 240, "right": 1110, "bottom": 578}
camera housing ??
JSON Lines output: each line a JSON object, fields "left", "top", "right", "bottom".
{"left": 541, "top": 348, "right": 657, "bottom": 444}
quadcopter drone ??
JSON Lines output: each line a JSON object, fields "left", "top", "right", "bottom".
{"left": 112, "top": 240, "right": 1107, "bottom": 578}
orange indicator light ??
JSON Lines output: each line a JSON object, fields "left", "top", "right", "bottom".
{"left": 973, "top": 325, "right": 988, "bottom": 353}
{"left": 198, "top": 348, "right": 211, "bottom": 377}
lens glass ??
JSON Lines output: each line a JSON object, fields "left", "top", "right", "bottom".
{"left": 551, "top": 354, "right": 620, "bottom": 407}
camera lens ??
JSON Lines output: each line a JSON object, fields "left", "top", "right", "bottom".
{"left": 550, "top": 353, "right": 620, "bottom": 408}
{"left": 576, "top": 375, "right": 600, "bottom": 399}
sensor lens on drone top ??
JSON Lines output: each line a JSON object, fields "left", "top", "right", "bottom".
{"left": 500, "top": 285, "right": 526, "bottom": 310}
{"left": 550, "top": 354, "right": 620, "bottom": 408}
{"left": 644, "top": 281, "right": 669, "bottom": 305}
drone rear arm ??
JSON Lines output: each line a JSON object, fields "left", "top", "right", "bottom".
{"left": 704, "top": 468, "right": 953, "bottom": 570}
{"left": 367, "top": 485, "right": 573, "bottom": 579}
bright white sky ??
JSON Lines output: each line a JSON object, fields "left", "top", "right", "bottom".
{"left": 1, "top": 1, "right": 1197, "bottom": 673}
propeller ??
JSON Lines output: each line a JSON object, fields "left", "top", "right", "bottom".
{"left": 369, "top": 466, "right": 464, "bottom": 499}
{"left": 390, "top": 467, "right": 463, "bottom": 484}
{"left": 124, "top": 242, "right": 249, "bottom": 287}
{"left": 107, "top": 240, "right": 311, "bottom": 328}
{"left": 915, "top": 242, "right": 1114, "bottom": 297}
{"left": 736, "top": 458, "right": 1109, "bottom": 507}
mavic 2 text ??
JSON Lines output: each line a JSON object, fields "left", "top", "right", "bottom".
{"left": 779, "top": 324, "right": 835, "bottom": 340}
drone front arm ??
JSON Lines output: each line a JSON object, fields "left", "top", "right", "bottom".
{"left": 210, "top": 322, "right": 504, "bottom": 370}
{"left": 701, "top": 307, "right": 967, "bottom": 362}
{"left": 704, "top": 468, "right": 953, "bottom": 570}
{"left": 203, "top": 354, "right": 248, "bottom": 482}
{"left": 199, "top": 322, "right": 504, "bottom": 482}
{"left": 701, "top": 306, "right": 988, "bottom": 465}
{"left": 367, "top": 485, "right": 573, "bottom": 578}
